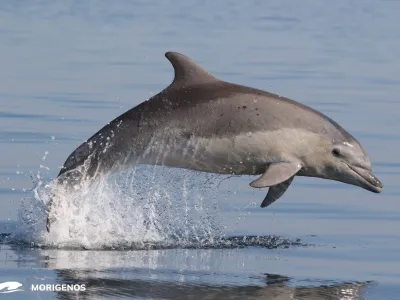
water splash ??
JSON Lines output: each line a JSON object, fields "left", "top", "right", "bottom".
{"left": 12, "top": 165, "right": 225, "bottom": 249}
{"left": 8, "top": 150, "right": 305, "bottom": 250}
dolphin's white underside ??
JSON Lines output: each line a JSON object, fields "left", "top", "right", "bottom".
{"left": 135, "top": 128, "right": 326, "bottom": 176}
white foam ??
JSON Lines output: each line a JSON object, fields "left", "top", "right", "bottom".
{"left": 12, "top": 165, "right": 224, "bottom": 249}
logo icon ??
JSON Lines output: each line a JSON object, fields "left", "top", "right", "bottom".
{"left": 0, "top": 282, "right": 24, "bottom": 293}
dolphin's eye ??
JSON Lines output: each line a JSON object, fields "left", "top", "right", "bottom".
{"left": 332, "top": 148, "right": 341, "bottom": 157}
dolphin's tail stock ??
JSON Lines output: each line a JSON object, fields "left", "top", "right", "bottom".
{"left": 46, "top": 217, "right": 51, "bottom": 232}
{"left": 45, "top": 169, "right": 84, "bottom": 233}
{"left": 46, "top": 202, "right": 55, "bottom": 232}
{"left": 45, "top": 139, "right": 103, "bottom": 233}
{"left": 45, "top": 170, "right": 84, "bottom": 233}
{"left": 45, "top": 171, "right": 61, "bottom": 232}
{"left": 45, "top": 181, "right": 63, "bottom": 233}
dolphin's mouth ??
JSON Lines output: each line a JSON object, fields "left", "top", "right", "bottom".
{"left": 346, "top": 164, "right": 383, "bottom": 193}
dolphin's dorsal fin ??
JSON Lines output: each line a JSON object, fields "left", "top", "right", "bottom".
{"left": 165, "top": 52, "right": 220, "bottom": 87}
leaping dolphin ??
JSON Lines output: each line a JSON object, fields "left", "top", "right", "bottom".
{"left": 46, "top": 52, "right": 382, "bottom": 232}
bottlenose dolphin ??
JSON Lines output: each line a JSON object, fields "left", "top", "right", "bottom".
{"left": 46, "top": 51, "right": 382, "bottom": 232}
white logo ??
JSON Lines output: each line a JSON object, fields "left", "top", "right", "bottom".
{"left": 0, "top": 281, "right": 24, "bottom": 293}
{"left": 31, "top": 284, "right": 86, "bottom": 292}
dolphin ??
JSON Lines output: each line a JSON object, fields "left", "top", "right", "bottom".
{"left": 46, "top": 51, "right": 382, "bottom": 232}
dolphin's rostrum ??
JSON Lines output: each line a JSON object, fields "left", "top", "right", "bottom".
{"left": 46, "top": 52, "right": 382, "bottom": 232}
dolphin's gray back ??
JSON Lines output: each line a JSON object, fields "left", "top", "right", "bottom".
{"left": 151, "top": 82, "right": 353, "bottom": 141}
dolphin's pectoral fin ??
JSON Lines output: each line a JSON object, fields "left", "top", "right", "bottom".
{"left": 250, "top": 162, "right": 300, "bottom": 208}
{"left": 260, "top": 176, "right": 295, "bottom": 208}
{"left": 249, "top": 161, "right": 301, "bottom": 188}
